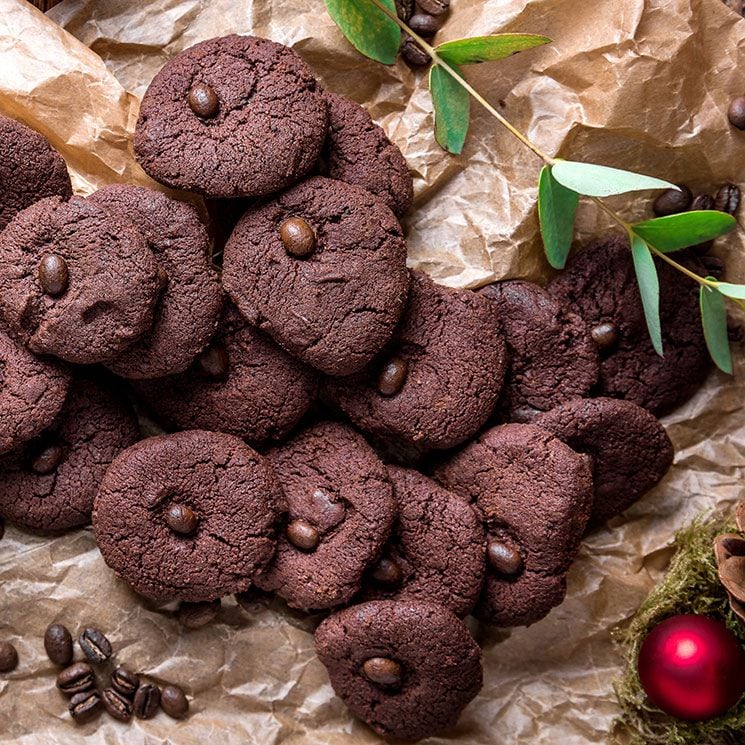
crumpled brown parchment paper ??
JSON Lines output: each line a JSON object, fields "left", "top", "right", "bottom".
{"left": 0, "top": 0, "right": 744, "bottom": 742}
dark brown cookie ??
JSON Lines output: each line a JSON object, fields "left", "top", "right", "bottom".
{"left": 0, "top": 375, "right": 139, "bottom": 533}
{"left": 361, "top": 466, "right": 485, "bottom": 616}
{"left": 255, "top": 422, "right": 395, "bottom": 609}
{"left": 0, "top": 115, "right": 72, "bottom": 232}
{"left": 134, "top": 35, "right": 328, "bottom": 198}
{"left": 479, "top": 280, "right": 599, "bottom": 421}
{"left": 223, "top": 176, "right": 409, "bottom": 376}
{"left": 535, "top": 397, "right": 673, "bottom": 527}
{"left": 315, "top": 600, "right": 482, "bottom": 741}
{"left": 88, "top": 184, "right": 222, "bottom": 379}
{"left": 434, "top": 423, "right": 593, "bottom": 627}
{"left": 328, "top": 270, "right": 507, "bottom": 457}
{"left": 320, "top": 92, "right": 413, "bottom": 217}
{"left": 548, "top": 234, "right": 711, "bottom": 415}
{"left": 134, "top": 303, "right": 317, "bottom": 445}
{"left": 93, "top": 430, "right": 285, "bottom": 602}
{"left": 0, "top": 196, "right": 160, "bottom": 365}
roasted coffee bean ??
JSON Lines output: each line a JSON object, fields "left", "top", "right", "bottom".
{"left": 416, "top": 0, "right": 449, "bottom": 15}
{"left": 590, "top": 322, "right": 619, "bottom": 350}
{"left": 715, "top": 183, "right": 741, "bottom": 215}
{"left": 38, "top": 253, "right": 69, "bottom": 296}
{"left": 311, "top": 489, "right": 346, "bottom": 526}
{"left": 177, "top": 599, "right": 221, "bottom": 629}
{"left": 31, "top": 444, "right": 64, "bottom": 475}
{"left": 102, "top": 687, "right": 133, "bottom": 722}
{"left": 370, "top": 557, "right": 403, "bottom": 587}
{"left": 279, "top": 217, "right": 316, "bottom": 258}
{"left": 79, "top": 628, "right": 112, "bottom": 664}
{"left": 729, "top": 96, "right": 745, "bottom": 130}
{"left": 408, "top": 12, "right": 443, "bottom": 37}
{"left": 652, "top": 185, "right": 692, "bottom": 217}
{"left": 57, "top": 662, "right": 95, "bottom": 696}
{"left": 69, "top": 690, "right": 102, "bottom": 724}
{"left": 395, "top": 0, "right": 414, "bottom": 20}
{"left": 401, "top": 36, "right": 429, "bottom": 66}
{"left": 111, "top": 666, "right": 140, "bottom": 698}
{"left": 44, "top": 623, "right": 73, "bottom": 666}
{"left": 362, "top": 657, "right": 402, "bottom": 688}
{"left": 691, "top": 193, "right": 715, "bottom": 211}
{"left": 160, "top": 684, "right": 189, "bottom": 719}
{"left": 188, "top": 83, "right": 219, "bottom": 118}
{"left": 133, "top": 683, "right": 161, "bottom": 720}
{"left": 165, "top": 504, "right": 199, "bottom": 536}
{"left": 377, "top": 356, "right": 408, "bottom": 396}
{"left": 0, "top": 642, "right": 18, "bottom": 673}
{"left": 286, "top": 519, "right": 320, "bottom": 552}
{"left": 487, "top": 540, "right": 523, "bottom": 577}
{"left": 197, "top": 343, "right": 229, "bottom": 378}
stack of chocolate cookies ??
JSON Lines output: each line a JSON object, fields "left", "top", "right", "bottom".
{"left": 0, "top": 33, "right": 709, "bottom": 741}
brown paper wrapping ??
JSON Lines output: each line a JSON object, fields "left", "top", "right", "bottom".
{"left": 1, "top": 0, "right": 744, "bottom": 741}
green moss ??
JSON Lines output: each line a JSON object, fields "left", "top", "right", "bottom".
{"left": 612, "top": 512, "right": 745, "bottom": 745}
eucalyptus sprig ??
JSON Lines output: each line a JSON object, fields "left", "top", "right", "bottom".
{"left": 324, "top": 0, "right": 745, "bottom": 373}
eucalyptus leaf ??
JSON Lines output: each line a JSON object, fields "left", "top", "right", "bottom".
{"left": 632, "top": 211, "right": 736, "bottom": 253}
{"left": 538, "top": 165, "right": 579, "bottom": 269}
{"left": 551, "top": 160, "right": 677, "bottom": 198}
{"left": 699, "top": 283, "right": 733, "bottom": 374}
{"left": 324, "top": 0, "right": 400, "bottom": 65}
{"left": 630, "top": 233, "right": 663, "bottom": 356}
{"left": 715, "top": 282, "right": 745, "bottom": 300}
{"left": 429, "top": 63, "right": 470, "bottom": 154}
{"left": 436, "top": 34, "right": 551, "bottom": 66}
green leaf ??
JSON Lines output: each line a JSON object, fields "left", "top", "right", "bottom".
{"left": 629, "top": 233, "right": 663, "bottom": 356}
{"left": 700, "top": 282, "right": 733, "bottom": 374}
{"left": 551, "top": 160, "right": 677, "bottom": 198}
{"left": 538, "top": 165, "right": 579, "bottom": 269}
{"left": 429, "top": 63, "right": 470, "bottom": 154}
{"left": 324, "top": 0, "right": 400, "bottom": 65}
{"left": 632, "top": 211, "right": 736, "bottom": 253}
{"left": 716, "top": 282, "right": 745, "bottom": 300}
{"left": 436, "top": 34, "right": 551, "bottom": 66}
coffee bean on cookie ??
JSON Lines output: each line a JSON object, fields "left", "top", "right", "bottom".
{"left": 188, "top": 83, "right": 219, "bottom": 118}
{"left": 362, "top": 657, "right": 402, "bottom": 688}
{"left": 377, "top": 356, "right": 408, "bottom": 396}
{"left": 286, "top": 519, "right": 320, "bottom": 551}
{"left": 165, "top": 504, "right": 199, "bottom": 536}
{"left": 279, "top": 217, "right": 316, "bottom": 258}
{"left": 38, "top": 254, "right": 69, "bottom": 296}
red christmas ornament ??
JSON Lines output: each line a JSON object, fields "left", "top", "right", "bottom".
{"left": 638, "top": 614, "right": 745, "bottom": 721}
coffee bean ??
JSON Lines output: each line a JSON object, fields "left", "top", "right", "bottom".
{"left": 69, "top": 690, "right": 102, "bottom": 724}
{"left": 31, "top": 444, "right": 64, "bottom": 475}
{"left": 487, "top": 540, "right": 523, "bottom": 577}
{"left": 590, "top": 322, "right": 619, "bottom": 350}
{"left": 401, "top": 36, "right": 429, "bottom": 66}
{"left": 377, "top": 356, "right": 408, "bottom": 396}
{"left": 38, "top": 253, "right": 69, "bottom": 296}
{"left": 160, "top": 684, "right": 189, "bottom": 719}
{"left": 729, "top": 96, "right": 745, "bottom": 130}
{"left": 157, "top": 264, "right": 169, "bottom": 290}
{"left": 395, "top": 0, "right": 414, "bottom": 20}
{"left": 165, "top": 504, "right": 199, "bottom": 536}
{"left": 311, "top": 489, "right": 346, "bottom": 526}
{"left": 715, "top": 183, "right": 741, "bottom": 215}
{"left": 416, "top": 0, "right": 449, "bottom": 15}
{"left": 691, "top": 193, "right": 715, "bottom": 211}
{"left": 57, "top": 662, "right": 95, "bottom": 696}
{"left": 188, "top": 83, "right": 219, "bottom": 118}
{"left": 133, "top": 683, "right": 161, "bottom": 720}
{"left": 198, "top": 344, "right": 229, "bottom": 379}
{"left": 0, "top": 642, "right": 18, "bottom": 673}
{"left": 362, "top": 657, "right": 402, "bottom": 688}
{"left": 408, "top": 12, "right": 442, "bottom": 37}
{"left": 652, "top": 185, "right": 692, "bottom": 217}
{"left": 370, "top": 557, "right": 403, "bottom": 587}
{"left": 286, "top": 519, "right": 320, "bottom": 552}
{"left": 279, "top": 217, "right": 316, "bottom": 258}
{"left": 111, "top": 666, "right": 140, "bottom": 698}
{"left": 44, "top": 623, "right": 73, "bottom": 666}
{"left": 177, "top": 599, "right": 221, "bottom": 629}
{"left": 79, "top": 628, "right": 112, "bottom": 664}
{"left": 102, "top": 687, "right": 133, "bottom": 722}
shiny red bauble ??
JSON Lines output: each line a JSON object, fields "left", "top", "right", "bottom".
{"left": 638, "top": 614, "right": 745, "bottom": 721}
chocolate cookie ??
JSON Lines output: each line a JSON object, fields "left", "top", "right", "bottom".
{"left": 0, "top": 196, "right": 160, "bottom": 365}
{"left": 223, "top": 176, "right": 409, "bottom": 376}
{"left": 134, "top": 35, "right": 328, "bottom": 198}
{"left": 548, "top": 234, "right": 711, "bottom": 415}
{"left": 255, "top": 422, "right": 395, "bottom": 609}
{"left": 89, "top": 184, "right": 222, "bottom": 379}
{"left": 93, "top": 430, "right": 285, "bottom": 602}
{"left": 0, "top": 323, "right": 71, "bottom": 455}
{"left": 134, "top": 303, "right": 317, "bottom": 445}
{"left": 328, "top": 270, "right": 507, "bottom": 457}
{"left": 0, "top": 375, "right": 139, "bottom": 533}
{"left": 535, "top": 397, "right": 673, "bottom": 527}
{"left": 315, "top": 600, "right": 482, "bottom": 741}
{"left": 0, "top": 115, "right": 72, "bottom": 231}
{"left": 479, "top": 280, "right": 599, "bottom": 421}
{"left": 361, "top": 466, "right": 485, "bottom": 616}
{"left": 434, "top": 423, "right": 593, "bottom": 627}
{"left": 320, "top": 92, "right": 413, "bottom": 218}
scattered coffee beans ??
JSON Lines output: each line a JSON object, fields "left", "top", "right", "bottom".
{"left": 101, "top": 687, "right": 133, "bottom": 722}
{"left": 133, "top": 683, "right": 161, "bottom": 720}
{"left": 377, "top": 356, "right": 409, "bottom": 396}
{"left": 652, "top": 185, "right": 692, "bottom": 217}
{"left": 165, "top": 504, "right": 200, "bottom": 536}
{"left": 395, "top": 0, "right": 414, "bottom": 20}
{"left": 79, "top": 628, "right": 112, "bottom": 665}
{"left": 45, "top": 623, "right": 74, "bottom": 667}
{"left": 197, "top": 343, "right": 229, "bottom": 378}
{"left": 408, "top": 12, "right": 443, "bottom": 37}
{"left": 69, "top": 690, "right": 102, "bottom": 724}
{"left": 188, "top": 83, "right": 219, "bottom": 119}
{"left": 111, "top": 666, "right": 140, "bottom": 698}
{"left": 177, "top": 599, "right": 221, "bottom": 629}
{"left": 487, "top": 540, "right": 523, "bottom": 577}
{"left": 160, "top": 684, "right": 190, "bottom": 719}
{"left": 691, "top": 193, "right": 715, "bottom": 211}
{"left": 0, "top": 642, "right": 18, "bottom": 673}
{"left": 31, "top": 444, "right": 64, "bottom": 475}
{"left": 57, "top": 662, "right": 95, "bottom": 696}
{"left": 728, "top": 95, "right": 745, "bottom": 130}
{"left": 590, "top": 322, "right": 619, "bottom": 350}
{"left": 286, "top": 519, "right": 320, "bottom": 552}
{"left": 370, "top": 557, "right": 403, "bottom": 587}
{"left": 417, "top": 0, "right": 450, "bottom": 15}
{"left": 715, "top": 183, "right": 741, "bottom": 215}
{"left": 38, "top": 253, "right": 69, "bottom": 296}
{"left": 279, "top": 217, "right": 316, "bottom": 258}
{"left": 362, "top": 657, "right": 402, "bottom": 688}
{"left": 401, "top": 36, "right": 429, "bottom": 66}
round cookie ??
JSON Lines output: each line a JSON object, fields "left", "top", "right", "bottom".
{"left": 434, "top": 423, "right": 593, "bottom": 627}
{"left": 320, "top": 92, "right": 413, "bottom": 218}
{"left": 223, "top": 176, "right": 409, "bottom": 376}
{"left": 0, "top": 196, "right": 160, "bottom": 365}
{"left": 315, "top": 600, "right": 482, "bottom": 741}
{"left": 89, "top": 184, "right": 222, "bottom": 379}
{"left": 134, "top": 303, "right": 317, "bottom": 445}
{"left": 255, "top": 421, "right": 396, "bottom": 609}
{"left": 328, "top": 270, "right": 507, "bottom": 457}
{"left": 479, "top": 280, "right": 599, "bottom": 421}
{"left": 93, "top": 430, "right": 285, "bottom": 602}
{"left": 548, "top": 234, "right": 711, "bottom": 415}
{"left": 535, "top": 397, "right": 673, "bottom": 527}
{"left": 134, "top": 35, "right": 328, "bottom": 198}
{"left": 361, "top": 466, "right": 485, "bottom": 616}
{"left": 0, "top": 375, "right": 139, "bottom": 533}
{"left": 0, "top": 115, "right": 72, "bottom": 231}
{"left": 0, "top": 323, "right": 71, "bottom": 455}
